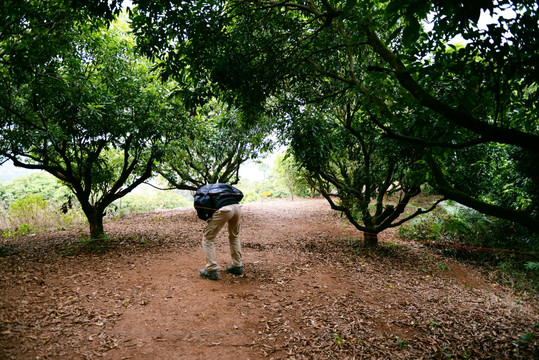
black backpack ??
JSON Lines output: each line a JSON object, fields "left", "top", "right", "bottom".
{"left": 193, "top": 183, "right": 243, "bottom": 220}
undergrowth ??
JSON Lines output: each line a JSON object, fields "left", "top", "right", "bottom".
{"left": 0, "top": 194, "right": 86, "bottom": 237}
{"left": 398, "top": 202, "right": 539, "bottom": 295}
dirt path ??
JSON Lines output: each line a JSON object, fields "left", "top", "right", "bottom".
{"left": 1, "top": 198, "right": 538, "bottom": 359}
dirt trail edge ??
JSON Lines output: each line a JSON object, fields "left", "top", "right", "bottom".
{"left": 1, "top": 198, "right": 538, "bottom": 359}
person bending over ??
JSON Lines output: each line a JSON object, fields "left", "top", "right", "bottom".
{"left": 194, "top": 183, "right": 244, "bottom": 281}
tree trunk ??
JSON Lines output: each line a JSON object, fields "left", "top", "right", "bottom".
{"left": 85, "top": 208, "right": 105, "bottom": 240}
{"left": 363, "top": 231, "right": 378, "bottom": 247}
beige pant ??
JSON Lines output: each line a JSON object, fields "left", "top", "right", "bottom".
{"left": 202, "top": 204, "right": 242, "bottom": 271}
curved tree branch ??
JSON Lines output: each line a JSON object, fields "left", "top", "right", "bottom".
{"left": 427, "top": 154, "right": 539, "bottom": 233}
{"left": 365, "top": 29, "right": 539, "bottom": 153}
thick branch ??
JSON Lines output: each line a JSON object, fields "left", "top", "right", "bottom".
{"left": 319, "top": 187, "right": 367, "bottom": 232}
{"left": 384, "top": 197, "right": 445, "bottom": 229}
{"left": 368, "top": 110, "right": 487, "bottom": 149}
{"left": 365, "top": 29, "right": 539, "bottom": 153}
{"left": 428, "top": 155, "right": 539, "bottom": 233}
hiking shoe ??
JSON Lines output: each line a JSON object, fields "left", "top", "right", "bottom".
{"left": 226, "top": 266, "right": 244, "bottom": 275}
{"left": 200, "top": 269, "right": 218, "bottom": 280}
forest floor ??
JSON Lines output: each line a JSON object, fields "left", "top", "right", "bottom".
{"left": 0, "top": 198, "right": 538, "bottom": 359}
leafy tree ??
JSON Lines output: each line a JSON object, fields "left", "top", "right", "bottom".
{"left": 272, "top": 151, "right": 313, "bottom": 200}
{"left": 287, "top": 99, "right": 442, "bottom": 246}
{"left": 156, "top": 99, "right": 273, "bottom": 190}
{"left": 0, "top": 0, "right": 121, "bottom": 88}
{"left": 0, "top": 17, "right": 185, "bottom": 239}
{"left": 129, "top": 0, "right": 539, "bottom": 234}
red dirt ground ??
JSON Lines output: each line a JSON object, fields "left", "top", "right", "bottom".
{"left": 1, "top": 198, "right": 537, "bottom": 359}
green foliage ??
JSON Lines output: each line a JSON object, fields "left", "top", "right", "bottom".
{"left": 157, "top": 99, "right": 274, "bottom": 191}
{"left": 285, "top": 98, "right": 435, "bottom": 246}
{"left": 399, "top": 202, "right": 539, "bottom": 253}
{"left": 127, "top": 0, "right": 539, "bottom": 232}
{"left": 271, "top": 151, "right": 313, "bottom": 199}
{"left": 0, "top": 190, "right": 85, "bottom": 236}
{"left": 436, "top": 262, "right": 451, "bottom": 271}
{"left": 1, "top": 14, "right": 186, "bottom": 239}
{"left": 0, "top": 172, "right": 71, "bottom": 205}
{"left": 237, "top": 151, "right": 314, "bottom": 203}
{"left": 0, "top": 174, "right": 192, "bottom": 236}
{"left": 8, "top": 194, "right": 48, "bottom": 226}
{"left": 524, "top": 262, "right": 539, "bottom": 272}
{"left": 399, "top": 202, "right": 539, "bottom": 293}
{"left": 516, "top": 332, "right": 532, "bottom": 346}
{"left": 236, "top": 178, "right": 297, "bottom": 203}
{"left": 333, "top": 333, "right": 344, "bottom": 347}
{"left": 396, "top": 336, "right": 410, "bottom": 350}
{"left": 0, "top": 0, "right": 118, "bottom": 88}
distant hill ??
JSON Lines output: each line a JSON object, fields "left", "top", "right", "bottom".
{"left": 0, "top": 161, "right": 39, "bottom": 184}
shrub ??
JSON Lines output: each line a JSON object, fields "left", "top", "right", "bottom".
{"left": 237, "top": 178, "right": 304, "bottom": 202}
{"left": 8, "top": 194, "right": 50, "bottom": 232}
{"left": 240, "top": 188, "right": 262, "bottom": 203}
{"left": 399, "top": 202, "right": 538, "bottom": 253}
{"left": 1, "top": 193, "right": 86, "bottom": 236}
{"left": 0, "top": 199, "right": 7, "bottom": 230}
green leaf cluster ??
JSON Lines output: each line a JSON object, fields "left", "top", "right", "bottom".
{"left": 1, "top": 10, "right": 186, "bottom": 238}
{"left": 157, "top": 98, "right": 274, "bottom": 190}
{"left": 0, "top": 172, "right": 70, "bottom": 206}
{"left": 126, "top": 0, "right": 538, "bottom": 235}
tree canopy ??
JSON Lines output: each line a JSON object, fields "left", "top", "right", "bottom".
{"left": 286, "top": 96, "right": 442, "bottom": 246}
{"left": 157, "top": 99, "right": 274, "bottom": 191}
{"left": 129, "top": 0, "right": 539, "bottom": 234}
{"left": 0, "top": 15, "right": 185, "bottom": 239}
{"left": 2, "top": 0, "right": 537, "bottom": 241}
